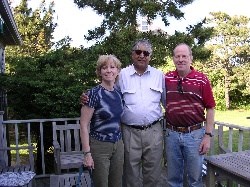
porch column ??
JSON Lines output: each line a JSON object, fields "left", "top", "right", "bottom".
{"left": 0, "top": 111, "right": 6, "bottom": 167}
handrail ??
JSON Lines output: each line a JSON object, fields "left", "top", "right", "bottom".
{"left": 0, "top": 115, "right": 80, "bottom": 177}
{"left": 214, "top": 121, "right": 250, "bottom": 154}
{"left": 3, "top": 117, "right": 80, "bottom": 124}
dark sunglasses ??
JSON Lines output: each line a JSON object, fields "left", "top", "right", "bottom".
{"left": 177, "top": 79, "right": 183, "bottom": 93}
{"left": 133, "top": 50, "right": 150, "bottom": 57}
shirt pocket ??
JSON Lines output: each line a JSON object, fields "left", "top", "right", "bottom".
{"left": 122, "top": 89, "right": 136, "bottom": 105}
{"left": 149, "top": 87, "right": 162, "bottom": 103}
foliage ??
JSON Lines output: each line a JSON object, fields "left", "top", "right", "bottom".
{"left": 230, "top": 65, "right": 250, "bottom": 109}
{"left": 205, "top": 12, "right": 250, "bottom": 109}
{"left": 73, "top": 0, "right": 213, "bottom": 68}
{"left": 1, "top": 47, "right": 99, "bottom": 119}
{"left": 98, "top": 27, "right": 171, "bottom": 67}
{"left": 1, "top": 0, "right": 60, "bottom": 174}
{"left": 74, "top": 0, "right": 195, "bottom": 42}
{"left": 192, "top": 61, "right": 225, "bottom": 110}
{"left": 6, "top": 0, "right": 56, "bottom": 57}
{"left": 1, "top": 45, "right": 101, "bottom": 173}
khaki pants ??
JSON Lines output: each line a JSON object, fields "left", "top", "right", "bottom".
{"left": 90, "top": 137, "right": 124, "bottom": 187}
{"left": 122, "top": 122, "right": 163, "bottom": 187}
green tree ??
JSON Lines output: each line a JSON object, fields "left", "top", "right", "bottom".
{"left": 6, "top": 0, "right": 56, "bottom": 57}
{"left": 74, "top": 0, "right": 195, "bottom": 41}
{"left": 230, "top": 64, "right": 250, "bottom": 109}
{"left": 74, "top": 0, "right": 212, "bottom": 67}
{"left": 1, "top": 45, "right": 101, "bottom": 173}
{"left": 3, "top": 0, "right": 58, "bottom": 117}
{"left": 2, "top": 0, "right": 58, "bottom": 173}
{"left": 2, "top": 46, "right": 99, "bottom": 119}
{"left": 205, "top": 12, "right": 250, "bottom": 109}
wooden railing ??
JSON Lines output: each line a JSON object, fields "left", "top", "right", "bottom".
{"left": 0, "top": 111, "right": 250, "bottom": 179}
{"left": 212, "top": 121, "right": 250, "bottom": 155}
{"left": 0, "top": 112, "right": 79, "bottom": 178}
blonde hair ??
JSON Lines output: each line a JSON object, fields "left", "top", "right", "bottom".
{"left": 96, "top": 55, "right": 122, "bottom": 81}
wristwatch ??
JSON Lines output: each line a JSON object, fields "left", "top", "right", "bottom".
{"left": 83, "top": 151, "right": 91, "bottom": 156}
{"left": 205, "top": 132, "right": 213, "bottom": 137}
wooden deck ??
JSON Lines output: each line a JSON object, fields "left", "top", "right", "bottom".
{"left": 1, "top": 112, "right": 250, "bottom": 186}
{"left": 34, "top": 165, "right": 168, "bottom": 187}
{"left": 205, "top": 150, "right": 250, "bottom": 187}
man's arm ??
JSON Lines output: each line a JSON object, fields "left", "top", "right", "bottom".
{"left": 205, "top": 107, "right": 215, "bottom": 135}
{"left": 161, "top": 74, "right": 166, "bottom": 110}
{"left": 80, "top": 90, "right": 90, "bottom": 105}
{"left": 199, "top": 107, "right": 215, "bottom": 155}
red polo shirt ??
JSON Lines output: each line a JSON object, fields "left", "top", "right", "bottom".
{"left": 165, "top": 67, "right": 216, "bottom": 127}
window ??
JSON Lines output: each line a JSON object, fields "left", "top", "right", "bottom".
{"left": 141, "top": 20, "right": 149, "bottom": 32}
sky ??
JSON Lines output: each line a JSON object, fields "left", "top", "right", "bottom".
{"left": 12, "top": 0, "right": 250, "bottom": 48}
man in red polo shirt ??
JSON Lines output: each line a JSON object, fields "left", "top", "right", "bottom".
{"left": 165, "top": 43, "right": 216, "bottom": 187}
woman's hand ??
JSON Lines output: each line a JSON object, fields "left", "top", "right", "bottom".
{"left": 83, "top": 153, "right": 94, "bottom": 169}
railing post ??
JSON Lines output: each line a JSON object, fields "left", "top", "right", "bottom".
{"left": 0, "top": 110, "right": 4, "bottom": 148}
{"left": 0, "top": 110, "right": 6, "bottom": 167}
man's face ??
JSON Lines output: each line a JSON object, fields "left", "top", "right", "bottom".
{"left": 173, "top": 44, "right": 192, "bottom": 74}
{"left": 132, "top": 44, "right": 151, "bottom": 73}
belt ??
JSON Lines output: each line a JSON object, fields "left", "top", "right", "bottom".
{"left": 166, "top": 123, "right": 202, "bottom": 133}
{"left": 126, "top": 119, "right": 161, "bottom": 130}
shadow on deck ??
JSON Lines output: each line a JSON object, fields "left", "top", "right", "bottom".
{"left": 34, "top": 166, "right": 168, "bottom": 187}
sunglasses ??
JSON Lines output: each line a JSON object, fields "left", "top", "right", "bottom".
{"left": 177, "top": 79, "right": 183, "bottom": 93}
{"left": 133, "top": 50, "right": 150, "bottom": 57}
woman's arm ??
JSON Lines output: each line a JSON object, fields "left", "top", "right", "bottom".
{"left": 80, "top": 106, "right": 94, "bottom": 168}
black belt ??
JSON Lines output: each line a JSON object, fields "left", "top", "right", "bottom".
{"left": 166, "top": 123, "right": 203, "bottom": 133}
{"left": 126, "top": 119, "right": 161, "bottom": 130}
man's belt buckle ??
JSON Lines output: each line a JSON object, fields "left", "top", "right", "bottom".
{"left": 129, "top": 118, "right": 161, "bottom": 130}
{"left": 167, "top": 123, "right": 202, "bottom": 133}
{"left": 176, "top": 126, "right": 188, "bottom": 133}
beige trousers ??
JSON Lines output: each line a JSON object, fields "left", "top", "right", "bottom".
{"left": 122, "top": 122, "right": 164, "bottom": 187}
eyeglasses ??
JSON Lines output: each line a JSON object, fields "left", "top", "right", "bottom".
{"left": 177, "top": 79, "right": 183, "bottom": 93}
{"left": 133, "top": 50, "right": 150, "bottom": 57}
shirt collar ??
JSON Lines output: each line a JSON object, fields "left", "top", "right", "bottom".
{"left": 129, "top": 64, "right": 151, "bottom": 76}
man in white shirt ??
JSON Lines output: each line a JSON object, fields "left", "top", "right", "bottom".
{"left": 119, "top": 39, "right": 165, "bottom": 187}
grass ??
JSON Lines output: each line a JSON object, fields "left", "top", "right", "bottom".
{"left": 10, "top": 143, "right": 37, "bottom": 155}
{"left": 211, "top": 110, "right": 250, "bottom": 154}
{"left": 9, "top": 144, "right": 37, "bottom": 165}
{"left": 212, "top": 130, "right": 250, "bottom": 153}
{"left": 215, "top": 110, "right": 250, "bottom": 127}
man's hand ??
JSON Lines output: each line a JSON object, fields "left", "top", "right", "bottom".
{"left": 80, "top": 92, "right": 89, "bottom": 105}
{"left": 199, "top": 135, "right": 211, "bottom": 155}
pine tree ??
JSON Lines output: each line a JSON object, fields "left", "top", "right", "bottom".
{"left": 6, "top": 0, "right": 56, "bottom": 57}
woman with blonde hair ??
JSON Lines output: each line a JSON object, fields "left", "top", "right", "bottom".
{"left": 80, "top": 55, "right": 124, "bottom": 187}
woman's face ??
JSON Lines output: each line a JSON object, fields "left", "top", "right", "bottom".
{"left": 100, "top": 60, "right": 119, "bottom": 83}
